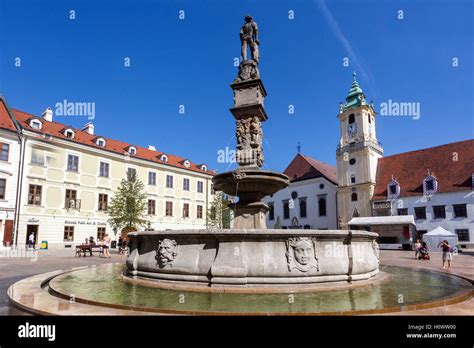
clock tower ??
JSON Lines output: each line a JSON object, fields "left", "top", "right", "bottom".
{"left": 336, "top": 73, "right": 383, "bottom": 228}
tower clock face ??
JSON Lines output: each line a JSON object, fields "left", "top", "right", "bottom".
{"left": 347, "top": 123, "right": 357, "bottom": 137}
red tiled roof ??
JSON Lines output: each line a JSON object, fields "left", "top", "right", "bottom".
{"left": 283, "top": 153, "right": 337, "bottom": 184}
{"left": 373, "top": 140, "right": 474, "bottom": 200}
{"left": 11, "top": 108, "right": 214, "bottom": 176}
{"left": 0, "top": 97, "right": 19, "bottom": 133}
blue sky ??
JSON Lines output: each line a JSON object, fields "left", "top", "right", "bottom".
{"left": 1, "top": 0, "right": 472, "bottom": 173}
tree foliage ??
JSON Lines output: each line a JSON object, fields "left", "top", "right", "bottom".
{"left": 207, "top": 192, "right": 232, "bottom": 229}
{"left": 108, "top": 172, "right": 148, "bottom": 235}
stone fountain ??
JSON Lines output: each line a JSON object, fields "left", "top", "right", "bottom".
{"left": 125, "top": 15, "right": 379, "bottom": 290}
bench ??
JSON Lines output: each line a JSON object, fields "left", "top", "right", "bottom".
{"left": 75, "top": 244, "right": 103, "bottom": 257}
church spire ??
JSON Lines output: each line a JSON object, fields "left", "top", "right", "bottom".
{"left": 341, "top": 72, "right": 370, "bottom": 113}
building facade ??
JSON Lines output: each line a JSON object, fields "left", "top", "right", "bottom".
{"left": 0, "top": 102, "right": 213, "bottom": 249}
{"left": 0, "top": 98, "right": 22, "bottom": 247}
{"left": 336, "top": 73, "right": 384, "bottom": 229}
{"left": 263, "top": 153, "right": 338, "bottom": 229}
{"left": 371, "top": 140, "right": 474, "bottom": 250}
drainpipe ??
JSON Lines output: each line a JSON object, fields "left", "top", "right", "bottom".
{"left": 13, "top": 134, "right": 26, "bottom": 247}
{"left": 335, "top": 189, "right": 339, "bottom": 229}
{"left": 205, "top": 175, "right": 209, "bottom": 230}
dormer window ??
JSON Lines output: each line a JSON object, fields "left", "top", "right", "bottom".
{"left": 387, "top": 178, "right": 400, "bottom": 200}
{"left": 423, "top": 173, "right": 438, "bottom": 197}
{"left": 183, "top": 160, "right": 190, "bottom": 168}
{"left": 160, "top": 154, "right": 168, "bottom": 163}
{"left": 96, "top": 138, "right": 106, "bottom": 147}
{"left": 64, "top": 129, "right": 75, "bottom": 139}
{"left": 200, "top": 165, "right": 207, "bottom": 172}
{"left": 29, "top": 119, "right": 42, "bottom": 130}
{"left": 128, "top": 146, "right": 137, "bottom": 156}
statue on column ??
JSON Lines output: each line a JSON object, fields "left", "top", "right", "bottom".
{"left": 240, "top": 15, "right": 259, "bottom": 63}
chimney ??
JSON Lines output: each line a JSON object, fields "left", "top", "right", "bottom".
{"left": 42, "top": 107, "right": 53, "bottom": 122}
{"left": 148, "top": 145, "right": 156, "bottom": 151}
{"left": 82, "top": 122, "right": 94, "bottom": 135}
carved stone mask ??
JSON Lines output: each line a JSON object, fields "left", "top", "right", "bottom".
{"left": 156, "top": 238, "right": 178, "bottom": 267}
{"left": 286, "top": 237, "right": 319, "bottom": 272}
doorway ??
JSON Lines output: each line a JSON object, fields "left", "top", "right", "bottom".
{"left": 3, "top": 220, "right": 13, "bottom": 246}
{"left": 26, "top": 225, "right": 39, "bottom": 246}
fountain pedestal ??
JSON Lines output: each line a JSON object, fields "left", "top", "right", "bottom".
{"left": 212, "top": 59, "right": 290, "bottom": 228}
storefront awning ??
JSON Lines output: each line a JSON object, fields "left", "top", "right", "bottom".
{"left": 348, "top": 215, "right": 415, "bottom": 226}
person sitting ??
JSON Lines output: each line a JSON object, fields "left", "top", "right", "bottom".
{"left": 89, "top": 236, "right": 95, "bottom": 245}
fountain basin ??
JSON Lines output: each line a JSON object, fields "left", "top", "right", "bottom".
{"left": 125, "top": 229, "right": 379, "bottom": 290}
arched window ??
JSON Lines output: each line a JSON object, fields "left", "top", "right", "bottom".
{"left": 387, "top": 178, "right": 400, "bottom": 200}
{"left": 29, "top": 119, "right": 42, "bottom": 130}
{"left": 183, "top": 160, "right": 190, "bottom": 168}
{"left": 351, "top": 192, "right": 358, "bottom": 201}
{"left": 64, "top": 129, "right": 75, "bottom": 139}
{"left": 96, "top": 138, "right": 106, "bottom": 147}
{"left": 160, "top": 154, "right": 168, "bottom": 163}
{"left": 350, "top": 174, "right": 356, "bottom": 184}
{"left": 299, "top": 198, "right": 307, "bottom": 218}
{"left": 318, "top": 197, "right": 327, "bottom": 217}
{"left": 128, "top": 146, "right": 136, "bottom": 156}
{"left": 348, "top": 114, "right": 355, "bottom": 124}
{"left": 283, "top": 200, "right": 290, "bottom": 219}
{"left": 423, "top": 174, "right": 438, "bottom": 196}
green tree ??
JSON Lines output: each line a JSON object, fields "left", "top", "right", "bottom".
{"left": 273, "top": 216, "right": 282, "bottom": 229}
{"left": 207, "top": 192, "right": 232, "bottom": 229}
{"left": 108, "top": 172, "right": 148, "bottom": 237}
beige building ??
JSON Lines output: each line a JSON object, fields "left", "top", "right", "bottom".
{"left": 8, "top": 106, "right": 213, "bottom": 249}
{"left": 336, "top": 74, "right": 383, "bottom": 228}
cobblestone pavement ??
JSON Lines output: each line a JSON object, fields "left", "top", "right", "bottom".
{"left": 0, "top": 248, "right": 472, "bottom": 315}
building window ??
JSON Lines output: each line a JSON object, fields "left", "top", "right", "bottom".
{"left": 65, "top": 189, "right": 77, "bottom": 209}
{"left": 299, "top": 198, "right": 307, "bottom": 218}
{"left": 268, "top": 203, "right": 274, "bottom": 220}
{"left": 160, "top": 154, "right": 168, "bottom": 162}
{"left": 31, "top": 148, "right": 44, "bottom": 165}
{"left": 148, "top": 172, "right": 156, "bottom": 185}
{"left": 98, "top": 194, "right": 108, "bottom": 211}
{"left": 96, "top": 138, "right": 106, "bottom": 147}
{"left": 414, "top": 207, "right": 426, "bottom": 220}
{"left": 433, "top": 205, "right": 446, "bottom": 219}
{"left": 166, "top": 175, "right": 173, "bottom": 188}
{"left": 283, "top": 200, "right": 290, "bottom": 220}
{"left": 64, "top": 129, "right": 75, "bottom": 139}
{"left": 165, "top": 201, "right": 173, "bottom": 216}
{"left": 397, "top": 208, "right": 408, "bottom": 216}
{"left": 0, "top": 143, "right": 9, "bottom": 161}
{"left": 0, "top": 179, "right": 5, "bottom": 199}
{"left": 389, "top": 184, "right": 397, "bottom": 195}
{"left": 350, "top": 174, "right": 356, "bottom": 184}
{"left": 318, "top": 197, "right": 327, "bottom": 216}
{"left": 211, "top": 184, "right": 215, "bottom": 194}
{"left": 127, "top": 167, "right": 137, "bottom": 180}
{"left": 64, "top": 226, "right": 74, "bottom": 242}
{"left": 349, "top": 158, "right": 356, "bottom": 165}
{"left": 319, "top": 183, "right": 325, "bottom": 189}
{"left": 183, "top": 203, "right": 189, "bottom": 218}
{"left": 128, "top": 147, "right": 136, "bottom": 155}
{"left": 148, "top": 199, "right": 156, "bottom": 215}
{"left": 351, "top": 192, "right": 358, "bottom": 201}
{"left": 30, "top": 119, "right": 42, "bottom": 129}
{"left": 423, "top": 175, "right": 438, "bottom": 196}
{"left": 453, "top": 204, "right": 467, "bottom": 218}
{"left": 97, "top": 227, "right": 106, "bottom": 241}
{"left": 183, "top": 178, "right": 190, "bottom": 191}
{"left": 197, "top": 181, "right": 204, "bottom": 193}
{"left": 99, "top": 162, "right": 109, "bottom": 177}
{"left": 455, "top": 229, "right": 470, "bottom": 242}
{"left": 348, "top": 114, "right": 355, "bottom": 124}
{"left": 28, "top": 185, "right": 42, "bottom": 206}
{"left": 67, "top": 154, "right": 79, "bottom": 172}
{"left": 197, "top": 205, "right": 203, "bottom": 219}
